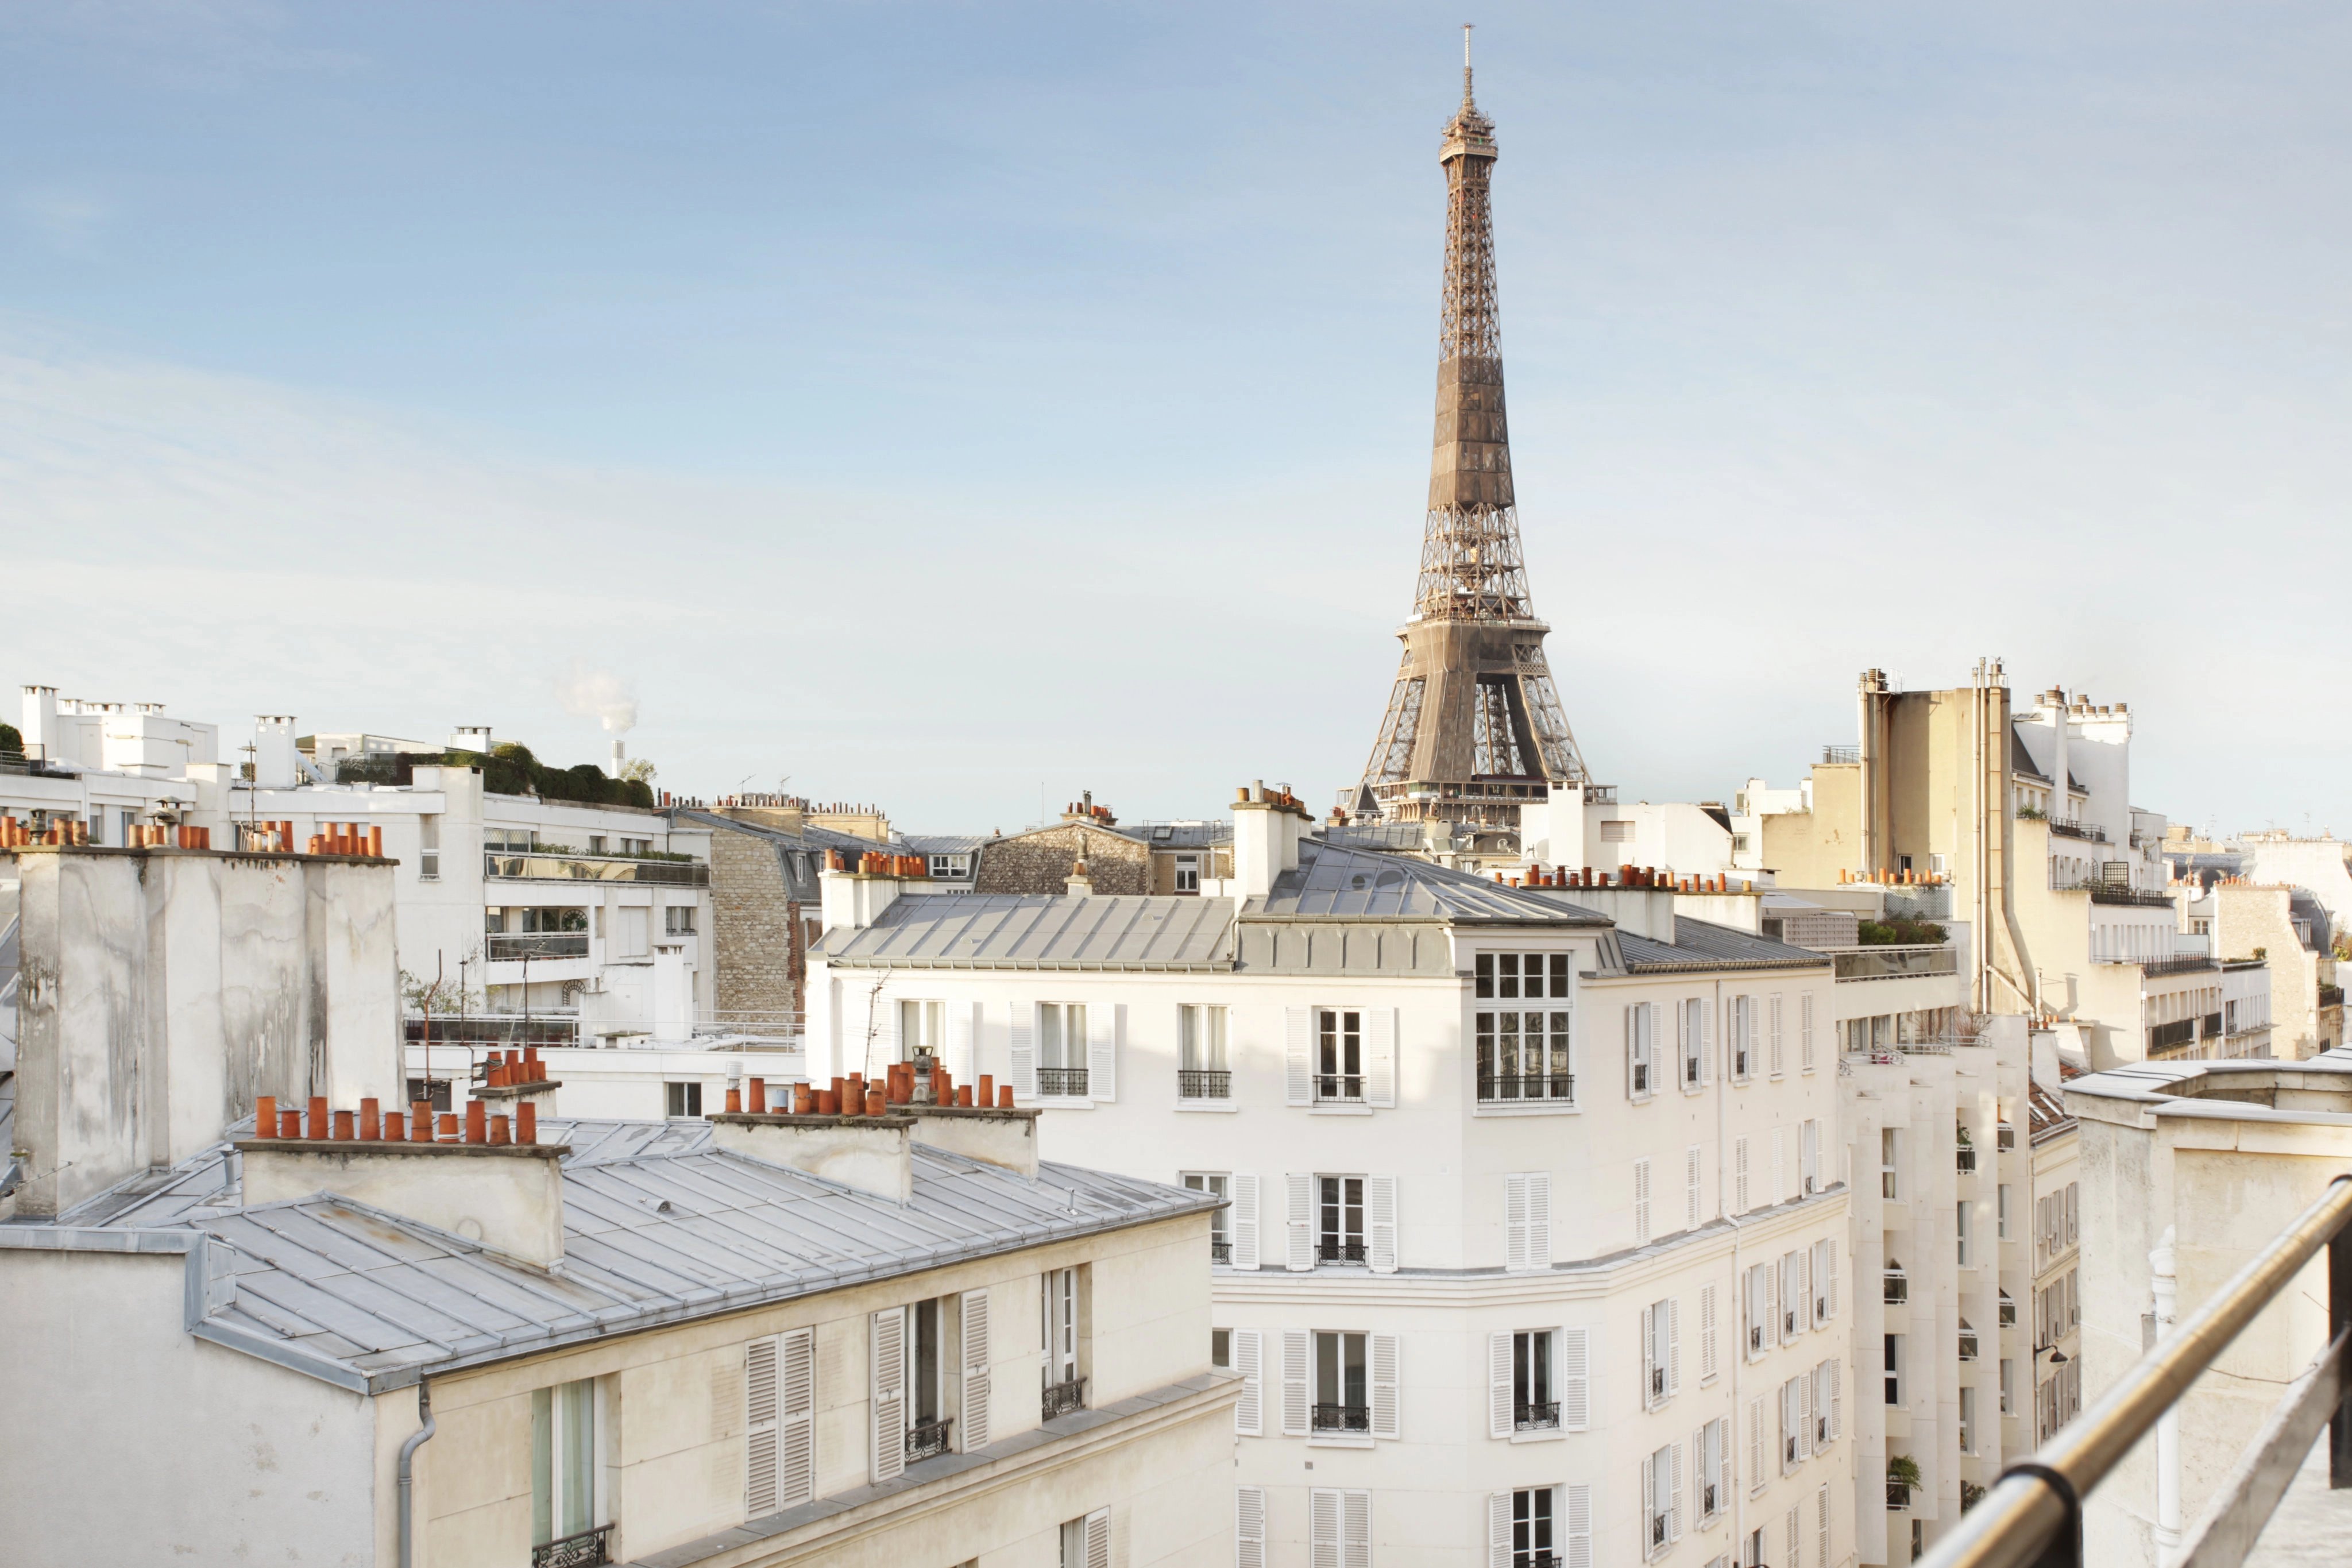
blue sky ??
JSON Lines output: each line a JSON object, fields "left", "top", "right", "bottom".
{"left": 6, "top": 3, "right": 2351, "bottom": 836}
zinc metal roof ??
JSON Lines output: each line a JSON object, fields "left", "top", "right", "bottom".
{"left": 1616, "top": 917, "right": 1835, "bottom": 974}
{"left": 3, "top": 1117, "right": 1215, "bottom": 1394}
{"left": 1246, "top": 839, "right": 1611, "bottom": 926}
{"left": 820, "top": 894, "right": 1237, "bottom": 970}
{"left": 902, "top": 833, "right": 988, "bottom": 855}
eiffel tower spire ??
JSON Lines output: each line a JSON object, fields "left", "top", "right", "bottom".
{"left": 1356, "top": 37, "right": 1590, "bottom": 836}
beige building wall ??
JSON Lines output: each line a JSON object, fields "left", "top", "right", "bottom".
{"left": 2211, "top": 884, "right": 2339, "bottom": 1060}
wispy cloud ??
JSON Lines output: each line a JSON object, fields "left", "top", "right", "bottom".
{"left": 14, "top": 188, "right": 113, "bottom": 254}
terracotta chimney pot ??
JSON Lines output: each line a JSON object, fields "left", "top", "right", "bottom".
{"left": 255, "top": 1095, "right": 277, "bottom": 1137}
{"left": 725, "top": 1087, "right": 743, "bottom": 1114}
{"left": 998, "top": 1085, "right": 1014, "bottom": 1109}
{"left": 488, "top": 1114, "right": 511, "bottom": 1146}
{"left": 465, "top": 1100, "right": 487, "bottom": 1144}
{"left": 516, "top": 1103, "right": 536, "bottom": 1145}
{"left": 308, "top": 1096, "right": 330, "bottom": 1139}
{"left": 358, "top": 1098, "right": 380, "bottom": 1141}
{"left": 332, "top": 1110, "right": 354, "bottom": 1141}
{"left": 279, "top": 1109, "right": 303, "bottom": 1140}
{"left": 747, "top": 1077, "right": 767, "bottom": 1114}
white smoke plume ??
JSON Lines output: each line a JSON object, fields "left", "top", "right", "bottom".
{"left": 556, "top": 662, "right": 638, "bottom": 733}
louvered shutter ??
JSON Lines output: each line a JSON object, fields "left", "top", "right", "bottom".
{"left": 1735, "top": 1137, "right": 1749, "bottom": 1213}
{"left": 1798, "top": 1367, "right": 1814, "bottom": 1458}
{"left": 1700, "top": 997, "right": 1713, "bottom": 1084}
{"left": 1676, "top": 999, "right": 1691, "bottom": 1087}
{"left": 1505, "top": 1174, "right": 1530, "bottom": 1272}
{"left": 1281, "top": 1330, "right": 1311, "bottom": 1436}
{"left": 779, "top": 1327, "right": 814, "bottom": 1507}
{"left": 1686, "top": 1146, "right": 1702, "bottom": 1228}
{"left": 1083, "top": 1506, "right": 1109, "bottom": 1568}
{"left": 870, "top": 1308, "right": 906, "bottom": 1482}
{"left": 950, "top": 1002, "right": 977, "bottom": 1086}
{"left": 1666, "top": 1297, "right": 1681, "bottom": 1397}
{"left": 1748, "top": 1398, "right": 1763, "bottom": 1489}
{"left": 1639, "top": 1455, "right": 1654, "bottom": 1552}
{"left": 1770, "top": 993, "right": 1784, "bottom": 1076}
{"left": 1559, "top": 1326, "right": 1590, "bottom": 1430}
{"left": 1286, "top": 1007, "right": 1313, "bottom": 1106}
{"left": 1369, "top": 1333, "right": 1400, "bottom": 1439}
{"left": 1823, "top": 1239, "right": 1837, "bottom": 1320}
{"left": 1829, "top": 1355, "right": 1842, "bottom": 1440}
{"left": 959, "top": 1292, "right": 990, "bottom": 1451}
{"left": 1764, "top": 1258, "right": 1779, "bottom": 1348}
{"left": 1488, "top": 1492, "right": 1513, "bottom": 1568}
{"left": 1562, "top": 1485, "right": 1593, "bottom": 1568}
{"left": 1232, "top": 1174, "right": 1261, "bottom": 1271}
{"left": 1286, "top": 1173, "right": 1314, "bottom": 1272}
{"left": 1700, "top": 1285, "right": 1718, "bottom": 1383}
{"left": 1527, "top": 1172, "right": 1551, "bottom": 1268}
{"left": 1366, "top": 1007, "right": 1396, "bottom": 1107}
{"left": 1670, "top": 1440, "right": 1685, "bottom": 1541}
{"left": 1088, "top": 1005, "right": 1118, "bottom": 1102}
{"left": 1237, "top": 1487, "right": 1268, "bottom": 1568}
{"left": 1633, "top": 1158, "right": 1651, "bottom": 1246}
{"left": 1817, "top": 1484, "right": 1832, "bottom": 1568}
{"left": 1310, "top": 1488, "right": 1341, "bottom": 1568}
{"left": 1802, "top": 991, "right": 1816, "bottom": 1069}
{"left": 1627, "top": 1006, "right": 1644, "bottom": 1099}
{"left": 1795, "top": 1250, "right": 1812, "bottom": 1336}
{"left": 1367, "top": 1175, "right": 1399, "bottom": 1273}
{"left": 1488, "top": 1333, "right": 1514, "bottom": 1439}
{"left": 746, "top": 1335, "right": 779, "bottom": 1517}
{"left": 1234, "top": 1330, "right": 1264, "bottom": 1436}
{"left": 1342, "top": 1490, "right": 1370, "bottom": 1568}
{"left": 1009, "top": 1005, "right": 1037, "bottom": 1100}
{"left": 1640, "top": 1304, "right": 1655, "bottom": 1408}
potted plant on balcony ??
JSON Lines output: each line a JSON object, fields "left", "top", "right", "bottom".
{"left": 1887, "top": 1454, "right": 1924, "bottom": 1508}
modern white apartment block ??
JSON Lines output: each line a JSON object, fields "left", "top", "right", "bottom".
{"left": 810, "top": 787, "right": 1857, "bottom": 1568}
{"left": 5, "top": 684, "right": 227, "bottom": 841}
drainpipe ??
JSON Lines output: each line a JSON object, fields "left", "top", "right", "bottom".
{"left": 2150, "top": 1232, "right": 2181, "bottom": 1562}
{"left": 398, "top": 1378, "right": 436, "bottom": 1568}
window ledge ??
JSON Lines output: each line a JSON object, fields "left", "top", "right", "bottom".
{"left": 1033, "top": 1096, "right": 1094, "bottom": 1110}
{"left": 1308, "top": 1433, "right": 1376, "bottom": 1449}
{"left": 1175, "top": 1100, "right": 1239, "bottom": 1114}
{"left": 1508, "top": 1426, "right": 1567, "bottom": 1445}
{"left": 1308, "top": 1103, "right": 1373, "bottom": 1117}
{"left": 1472, "top": 1102, "right": 1580, "bottom": 1118}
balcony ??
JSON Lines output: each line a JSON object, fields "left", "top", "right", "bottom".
{"left": 485, "top": 851, "right": 709, "bottom": 887}
{"left": 1036, "top": 1067, "right": 1090, "bottom": 1098}
{"left": 1177, "top": 1068, "right": 1231, "bottom": 1100}
{"left": 905, "top": 1415, "right": 953, "bottom": 1462}
{"left": 2149, "top": 1018, "right": 2198, "bottom": 1053}
{"left": 532, "top": 1525, "right": 612, "bottom": 1567}
{"left": 1515, "top": 1400, "right": 1560, "bottom": 1432}
{"left": 1823, "top": 744, "right": 1860, "bottom": 764}
{"left": 1478, "top": 1071, "right": 1575, "bottom": 1104}
{"left": 1210, "top": 1238, "right": 1232, "bottom": 1264}
{"left": 1832, "top": 946, "right": 1958, "bottom": 981}
{"left": 1957, "top": 1145, "right": 1978, "bottom": 1174}
{"left": 486, "top": 932, "right": 590, "bottom": 961}
{"left": 2090, "top": 885, "right": 2173, "bottom": 909}
{"left": 1884, "top": 1270, "right": 1909, "bottom": 1304}
{"left": 1886, "top": 1481, "right": 1911, "bottom": 1511}
{"left": 1316, "top": 1240, "right": 1367, "bottom": 1265}
{"left": 2046, "top": 818, "right": 2108, "bottom": 843}
{"left": 1041, "top": 1376, "right": 1087, "bottom": 1422}
{"left": 1314, "top": 1073, "right": 1364, "bottom": 1104}
{"left": 1311, "top": 1402, "right": 1370, "bottom": 1435}
{"left": 2141, "top": 954, "right": 2218, "bottom": 977}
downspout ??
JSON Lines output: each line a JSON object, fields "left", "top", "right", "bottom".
{"left": 398, "top": 1378, "right": 436, "bottom": 1568}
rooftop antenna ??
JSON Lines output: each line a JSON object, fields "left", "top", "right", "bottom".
{"left": 1462, "top": 22, "right": 1474, "bottom": 103}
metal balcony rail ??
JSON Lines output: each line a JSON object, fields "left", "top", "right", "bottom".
{"left": 1036, "top": 1067, "right": 1090, "bottom": 1097}
{"left": 1521, "top": 1554, "right": 1561, "bottom": 1568}
{"left": 1311, "top": 1402, "right": 1370, "bottom": 1434}
{"left": 532, "top": 1524, "right": 613, "bottom": 1568}
{"left": 1885, "top": 1270, "right": 1909, "bottom": 1304}
{"left": 1315, "top": 1073, "right": 1365, "bottom": 1103}
{"left": 2149, "top": 1018, "right": 2199, "bottom": 1052}
{"left": 905, "top": 1416, "right": 953, "bottom": 1462}
{"left": 1210, "top": 1238, "right": 1232, "bottom": 1264}
{"left": 2091, "top": 885, "right": 2173, "bottom": 909}
{"left": 1040, "top": 1376, "right": 1087, "bottom": 1422}
{"left": 486, "top": 932, "right": 590, "bottom": 961}
{"left": 1515, "top": 1400, "right": 1561, "bottom": 1431}
{"left": 1833, "top": 946, "right": 1960, "bottom": 981}
{"left": 2047, "top": 820, "right": 2108, "bottom": 843}
{"left": 485, "top": 851, "right": 710, "bottom": 887}
{"left": 1958, "top": 1146, "right": 1979, "bottom": 1174}
{"left": 1177, "top": 1068, "right": 1231, "bottom": 1099}
{"left": 2142, "top": 954, "right": 2219, "bottom": 977}
{"left": 1317, "top": 1239, "right": 1368, "bottom": 1264}
{"left": 1915, "top": 1173, "right": 2352, "bottom": 1568}
{"left": 1823, "top": 744, "right": 1861, "bottom": 764}
{"left": 1478, "top": 1071, "right": 1576, "bottom": 1103}
{"left": 1887, "top": 1480, "right": 1911, "bottom": 1510}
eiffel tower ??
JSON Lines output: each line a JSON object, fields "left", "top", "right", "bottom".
{"left": 1354, "top": 32, "right": 1589, "bottom": 839}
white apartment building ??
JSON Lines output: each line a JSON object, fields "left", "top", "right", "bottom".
{"left": 811, "top": 788, "right": 1856, "bottom": 1568}
{"left": 5, "top": 685, "right": 226, "bottom": 841}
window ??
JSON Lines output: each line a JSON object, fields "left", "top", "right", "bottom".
{"left": 903, "top": 1297, "right": 953, "bottom": 1461}
{"left": 1811, "top": 1238, "right": 1837, "bottom": 1325}
{"left": 1183, "top": 1173, "right": 1231, "bottom": 1262}
{"left": 1880, "top": 1127, "right": 1900, "bottom": 1200}
{"left": 1318, "top": 1176, "right": 1365, "bottom": 1264}
{"left": 1174, "top": 853, "right": 1200, "bottom": 893}
{"left": 1999, "top": 1184, "right": 2013, "bottom": 1240}
{"left": 1958, "top": 1316, "right": 1980, "bottom": 1362}
{"left": 1884, "top": 1257, "right": 1907, "bottom": 1303}
{"left": 1746, "top": 1261, "right": 1774, "bottom": 1357}
{"left": 1735, "top": 1136, "right": 1750, "bottom": 1213}
{"left": 664, "top": 904, "right": 696, "bottom": 936}
{"left": 1178, "top": 1005, "right": 1230, "bottom": 1099}
{"left": 898, "top": 999, "right": 947, "bottom": 1065}
{"left": 1316, "top": 1009, "right": 1363, "bottom": 1102}
{"left": 616, "top": 905, "right": 650, "bottom": 959}
{"left": 1801, "top": 1119, "right": 1820, "bottom": 1194}
{"left": 665, "top": 1081, "right": 702, "bottom": 1118}
{"left": 1504, "top": 1486, "right": 1561, "bottom": 1568}
{"left": 1477, "top": 1006, "right": 1574, "bottom": 1103}
{"left": 1958, "top": 1200, "right": 1973, "bottom": 1267}
{"left": 1642, "top": 1297, "right": 1679, "bottom": 1407}
{"left": 1309, "top": 1490, "right": 1372, "bottom": 1566}
{"left": 1779, "top": 1375, "right": 1807, "bottom": 1470}
{"left": 531, "top": 1378, "right": 606, "bottom": 1560}
{"left": 1038, "top": 1003, "right": 1088, "bottom": 1097}
{"left": 1211, "top": 1328, "right": 1231, "bottom": 1369}
{"left": 1041, "top": 1268, "right": 1082, "bottom": 1418}
{"left": 1059, "top": 1509, "right": 1109, "bottom": 1568}
{"left": 1600, "top": 818, "right": 1633, "bottom": 843}
{"left": 1779, "top": 1250, "right": 1808, "bottom": 1340}
{"left": 1645, "top": 1441, "right": 1679, "bottom": 1551}
{"left": 2000, "top": 1358, "right": 2015, "bottom": 1414}
{"left": 1884, "top": 1335, "right": 1903, "bottom": 1407}
{"left": 1477, "top": 951, "right": 1571, "bottom": 998}
{"left": 1681, "top": 998, "right": 1706, "bottom": 1089}
{"left": 1686, "top": 1145, "right": 1703, "bottom": 1229}
{"left": 1811, "top": 1359, "right": 1840, "bottom": 1447}
{"left": 1513, "top": 1329, "right": 1557, "bottom": 1430}
{"left": 419, "top": 814, "right": 440, "bottom": 880}
{"left": 1312, "top": 1331, "right": 1369, "bottom": 1433}
{"left": 1999, "top": 1289, "right": 2017, "bottom": 1327}
{"left": 1728, "top": 995, "right": 1753, "bottom": 1081}
{"left": 929, "top": 852, "right": 971, "bottom": 879}
{"left": 1627, "top": 1003, "right": 1656, "bottom": 1099}
{"left": 1960, "top": 1385, "right": 1978, "bottom": 1454}
{"left": 1699, "top": 1417, "right": 1727, "bottom": 1520}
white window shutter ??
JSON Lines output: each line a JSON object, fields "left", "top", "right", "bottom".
{"left": 1640, "top": 1304, "right": 1655, "bottom": 1408}
{"left": 779, "top": 1327, "right": 814, "bottom": 1508}
{"left": 1367, "top": 1175, "right": 1399, "bottom": 1274}
{"left": 870, "top": 1307, "right": 906, "bottom": 1482}
{"left": 1232, "top": 1174, "right": 1261, "bottom": 1272}
{"left": 746, "top": 1335, "right": 779, "bottom": 1517}
{"left": 1798, "top": 1367, "right": 1814, "bottom": 1459}
{"left": 1286, "top": 1173, "right": 1314, "bottom": 1272}
{"left": 1285, "top": 1007, "right": 1312, "bottom": 1106}
{"left": 1527, "top": 1172, "right": 1551, "bottom": 1268}
{"left": 1343, "top": 1489, "right": 1371, "bottom": 1568}
{"left": 1234, "top": 1329, "right": 1264, "bottom": 1436}
{"left": 959, "top": 1292, "right": 990, "bottom": 1451}
{"left": 1765, "top": 1261, "right": 1779, "bottom": 1348}
{"left": 1633, "top": 1157, "right": 1652, "bottom": 1246}
{"left": 1830, "top": 1355, "right": 1843, "bottom": 1441}
{"left": 1559, "top": 1326, "right": 1590, "bottom": 1431}
{"left": 1670, "top": 1440, "right": 1685, "bottom": 1542}
{"left": 1795, "top": 1249, "right": 1812, "bottom": 1336}
{"left": 1366, "top": 1007, "right": 1396, "bottom": 1107}
{"left": 1488, "top": 1492, "right": 1513, "bottom": 1568}
{"left": 1370, "top": 1333, "right": 1400, "bottom": 1439}
{"left": 1735, "top": 1137, "right": 1749, "bottom": 1214}
{"left": 1686, "top": 1145, "right": 1701, "bottom": 1229}
{"left": 1824, "top": 1239, "right": 1837, "bottom": 1319}
{"left": 1090, "top": 1005, "right": 1119, "bottom": 1101}
{"left": 1700, "top": 1284, "right": 1718, "bottom": 1382}
{"left": 1563, "top": 1484, "right": 1593, "bottom": 1568}
{"left": 1083, "top": 1505, "right": 1109, "bottom": 1568}
{"left": 1311, "top": 1488, "right": 1340, "bottom": 1568}
{"left": 1626, "top": 1006, "right": 1640, "bottom": 1098}
{"left": 1700, "top": 997, "right": 1713, "bottom": 1084}
{"left": 1640, "top": 1454, "right": 1654, "bottom": 1550}
{"left": 1802, "top": 991, "right": 1816, "bottom": 1069}
{"left": 1488, "top": 1332, "right": 1514, "bottom": 1439}
{"left": 1282, "top": 1330, "right": 1311, "bottom": 1436}
{"left": 1770, "top": 993, "right": 1783, "bottom": 1076}
{"left": 1666, "top": 1296, "right": 1681, "bottom": 1397}
{"left": 1817, "top": 1484, "right": 1832, "bottom": 1568}
{"left": 1505, "top": 1173, "right": 1530, "bottom": 1273}
{"left": 1009, "top": 1005, "right": 1037, "bottom": 1101}
{"left": 1237, "top": 1487, "right": 1268, "bottom": 1568}
{"left": 1748, "top": 1399, "right": 1763, "bottom": 1492}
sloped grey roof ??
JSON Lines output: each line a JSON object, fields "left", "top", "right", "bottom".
{"left": 4, "top": 1117, "right": 1215, "bottom": 1393}
{"left": 1248, "top": 839, "right": 1610, "bottom": 926}
{"left": 820, "top": 894, "right": 1236, "bottom": 970}
{"left": 1617, "top": 917, "right": 1834, "bottom": 974}
{"left": 902, "top": 833, "right": 988, "bottom": 855}
{"left": 677, "top": 808, "right": 899, "bottom": 860}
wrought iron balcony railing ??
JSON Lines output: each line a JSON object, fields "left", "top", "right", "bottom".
{"left": 532, "top": 1524, "right": 612, "bottom": 1568}
{"left": 1957, "top": 1146, "right": 1978, "bottom": 1173}
{"left": 1316, "top": 1240, "right": 1367, "bottom": 1264}
{"left": 1515, "top": 1400, "right": 1561, "bottom": 1431}
{"left": 1041, "top": 1375, "right": 1087, "bottom": 1422}
{"left": 487, "top": 932, "right": 590, "bottom": 961}
{"left": 1314, "top": 1073, "right": 1364, "bottom": 1103}
{"left": 905, "top": 1416, "right": 953, "bottom": 1462}
{"left": 1177, "top": 1068, "right": 1231, "bottom": 1099}
{"left": 1210, "top": 1238, "right": 1232, "bottom": 1264}
{"left": 1886, "top": 1481, "right": 1911, "bottom": 1511}
{"left": 1885, "top": 1270, "right": 1909, "bottom": 1304}
{"left": 1036, "top": 1067, "right": 1090, "bottom": 1098}
{"left": 1478, "top": 1071, "right": 1575, "bottom": 1103}
{"left": 1311, "top": 1402, "right": 1370, "bottom": 1434}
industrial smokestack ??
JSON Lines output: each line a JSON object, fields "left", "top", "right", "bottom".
{"left": 610, "top": 739, "right": 626, "bottom": 779}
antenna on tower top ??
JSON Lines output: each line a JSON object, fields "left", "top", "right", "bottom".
{"left": 1462, "top": 23, "right": 1475, "bottom": 102}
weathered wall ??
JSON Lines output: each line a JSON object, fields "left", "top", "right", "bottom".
{"left": 709, "top": 825, "right": 805, "bottom": 1021}
{"left": 974, "top": 825, "right": 1150, "bottom": 897}
{"left": 0, "top": 1248, "right": 378, "bottom": 1568}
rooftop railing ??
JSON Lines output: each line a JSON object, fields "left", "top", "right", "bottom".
{"left": 485, "top": 851, "right": 709, "bottom": 887}
{"left": 2142, "top": 955, "right": 2219, "bottom": 977}
{"left": 1833, "top": 945, "right": 1959, "bottom": 981}
{"left": 1823, "top": 745, "right": 1861, "bottom": 764}
{"left": 1916, "top": 1174, "right": 2352, "bottom": 1568}
{"left": 2048, "top": 820, "right": 2109, "bottom": 843}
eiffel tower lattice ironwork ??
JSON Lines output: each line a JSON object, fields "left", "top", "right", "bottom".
{"left": 1357, "top": 34, "right": 1589, "bottom": 833}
